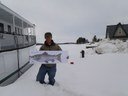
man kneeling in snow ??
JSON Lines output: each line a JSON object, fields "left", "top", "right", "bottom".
{"left": 36, "top": 32, "right": 62, "bottom": 85}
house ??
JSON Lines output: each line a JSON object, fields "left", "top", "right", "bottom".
{"left": 106, "top": 23, "right": 128, "bottom": 41}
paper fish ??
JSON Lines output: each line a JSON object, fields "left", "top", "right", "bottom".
{"left": 30, "top": 52, "right": 62, "bottom": 63}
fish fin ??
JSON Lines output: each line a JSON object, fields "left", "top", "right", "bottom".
{"left": 45, "top": 60, "right": 48, "bottom": 63}
{"left": 51, "top": 59, "right": 55, "bottom": 62}
{"left": 42, "top": 52, "right": 48, "bottom": 55}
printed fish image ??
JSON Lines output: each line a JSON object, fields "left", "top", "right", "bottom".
{"left": 30, "top": 52, "right": 62, "bottom": 63}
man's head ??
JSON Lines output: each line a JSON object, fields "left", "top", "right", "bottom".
{"left": 44, "top": 32, "right": 52, "bottom": 38}
{"left": 44, "top": 32, "right": 52, "bottom": 44}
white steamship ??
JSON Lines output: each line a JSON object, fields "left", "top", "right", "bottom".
{"left": 0, "top": 3, "right": 36, "bottom": 86}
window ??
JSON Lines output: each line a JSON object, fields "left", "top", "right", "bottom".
{"left": 17, "top": 28, "right": 22, "bottom": 35}
{"left": 0, "top": 23, "right": 4, "bottom": 33}
{"left": 19, "top": 29, "right": 23, "bottom": 35}
{"left": 18, "top": 28, "right": 20, "bottom": 35}
{"left": 8, "top": 25, "right": 11, "bottom": 33}
{"left": 15, "top": 27, "right": 18, "bottom": 34}
{"left": 15, "top": 27, "right": 23, "bottom": 35}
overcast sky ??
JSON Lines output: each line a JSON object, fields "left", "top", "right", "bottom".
{"left": 1, "top": 0, "right": 128, "bottom": 43}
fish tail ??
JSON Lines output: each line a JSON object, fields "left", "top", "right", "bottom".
{"left": 57, "top": 53, "right": 62, "bottom": 62}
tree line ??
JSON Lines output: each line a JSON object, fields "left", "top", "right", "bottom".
{"left": 76, "top": 35, "right": 102, "bottom": 44}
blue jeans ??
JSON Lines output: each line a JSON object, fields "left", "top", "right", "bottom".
{"left": 36, "top": 64, "right": 56, "bottom": 85}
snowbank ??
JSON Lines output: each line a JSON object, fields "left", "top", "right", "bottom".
{"left": 95, "top": 39, "right": 128, "bottom": 54}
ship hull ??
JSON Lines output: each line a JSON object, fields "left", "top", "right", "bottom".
{"left": 0, "top": 45, "right": 35, "bottom": 86}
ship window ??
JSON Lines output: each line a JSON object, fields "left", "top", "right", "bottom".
{"left": 15, "top": 27, "right": 18, "bottom": 34}
{"left": 19, "top": 28, "right": 21, "bottom": 35}
{"left": 8, "top": 25, "right": 11, "bottom": 33}
{"left": 0, "top": 8, "right": 13, "bottom": 24}
{"left": 16, "top": 28, "right": 22, "bottom": 35}
{"left": 21, "top": 29, "right": 23, "bottom": 35}
{"left": 19, "top": 29, "right": 23, "bottom": 35}
{"left": 14, "top": 17, "right": 22, "bottom": 27}
{"left": 0, "top": 23, "right": 4, "bottom": 33}
{"left": 18, "top": 28, "right": 20, "bottom": 35}
{"left": 18, "top": 28, "right": 22, "bottom": 35}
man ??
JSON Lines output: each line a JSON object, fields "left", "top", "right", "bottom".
{"left": 36, "top": 32, "right": 62, "bottom": 85}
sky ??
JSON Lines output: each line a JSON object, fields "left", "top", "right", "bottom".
{"left": 1, "top": 0, "right": 128, "bottom": 43}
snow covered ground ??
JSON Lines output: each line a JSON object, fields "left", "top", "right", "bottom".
{"left": 0, "top": 39, "right": 128, "bottom": 96}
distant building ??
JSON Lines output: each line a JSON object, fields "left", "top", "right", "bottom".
{"left": 106, "top": 23, "right": 128, "bottom": 41}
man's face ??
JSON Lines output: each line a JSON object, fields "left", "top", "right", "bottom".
{"left": 45, "top": 36, "right": 52, "bottom": 44}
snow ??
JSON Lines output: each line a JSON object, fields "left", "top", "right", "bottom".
{"left": 0, "top": 39, "right": 128, "bottom": 96}
{"left": 95, "top": 39, "right": 128, "bottom": 54}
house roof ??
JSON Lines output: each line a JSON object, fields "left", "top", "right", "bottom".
{"left": 106, "top": 23, "right": 128, "bottom": 38}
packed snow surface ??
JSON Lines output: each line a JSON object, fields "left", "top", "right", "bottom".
{"left": 0, "top": 39, "right": 128, "bottom": 96}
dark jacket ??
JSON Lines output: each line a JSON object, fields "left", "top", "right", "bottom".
{"left": 40, "top": 40, "right": 62, "bottom": 67}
